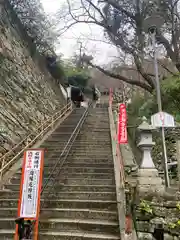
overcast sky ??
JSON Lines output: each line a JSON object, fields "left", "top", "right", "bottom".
{"left": 41, "top": 0, "right": 118, "bottom": 65}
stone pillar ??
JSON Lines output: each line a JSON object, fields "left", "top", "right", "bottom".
{"left": 137, "top": 117, "right": 164, "bottom": 193}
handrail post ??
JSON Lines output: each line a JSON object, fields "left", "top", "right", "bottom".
{"left": 26, "top": 138, "right": 29, "bottom": 147}
{"left": 51, "top": 116, "right": 54, "bottom": 130}
{"left": 0, "top": 104, "right": 73, "bottom": 181}
{"left": 0, "top": 157, "right": 5, "bottom": 188}
{"left": 41, "top": 119, "right": 44, "bottom": 137}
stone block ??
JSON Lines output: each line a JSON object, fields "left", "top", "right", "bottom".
{"left": 137, "top": 184, "right": 165, "bottom": 195}
{"left": 173, "top": 237, "right": 179, "bottom": 240}
{"left": 137, "top": 176, "right": 163, "bottom": 185}
{"left": 136, "top": 221, "right": 153, "bottom": 233}
{"left": 138, "top": 169, "right": 159, "bottom": 177}
{"left": 138, "top": 232, "right": 153, "bottom": 240}
{"left": 164, "top": 233, "right": 173, "bottom": 240}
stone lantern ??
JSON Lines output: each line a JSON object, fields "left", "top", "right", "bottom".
{"left": 137, "top": 117, "right": 164, "bottom": 193}
{"left": 138, "top": 116, "right": 156, "bottom": 169}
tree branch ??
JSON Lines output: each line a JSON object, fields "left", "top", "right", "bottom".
{"left": 156, "top": 34, "right": 180, "bottom": 70}
{"left": 133, "top": 54, "right": 155, "bottom": 88}
{"left": 88, "top": 62, "right": 153, "bottom": 93}
{"left": 104, "top": 0, "right": 136, "bottom": 20}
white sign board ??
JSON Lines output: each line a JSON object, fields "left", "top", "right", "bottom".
{"left": 20, "top": 150, "right": 42, "bottom": 218}
{"left": 151, "top": 112, "right": 175, "bottom": 128}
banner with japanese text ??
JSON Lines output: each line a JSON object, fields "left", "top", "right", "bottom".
{"left": 19, "top": 149, "right": 44, "bottom": 219}
{"left": 117, "top": 104, "right": 128, "bottom": 144}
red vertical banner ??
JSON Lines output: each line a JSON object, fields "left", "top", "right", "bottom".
{"left": 15, "top": 149, "right": 44, "bottom": 240}
{"left": 109, "top": 88, "right": 113, "bottom": 107}
{"left": 117, "top": 104, "right": 128, "bottom": 144}
{"left": 125, "top": 215, "right": 132, "bottom": 234}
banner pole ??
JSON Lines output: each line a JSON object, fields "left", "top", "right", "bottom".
{"left": 34, "top": 149, "right": 44, "bottom": 240}
{"left": 14, "top": 149, "right": 44, "bottom": 240}
{"left": 14, "top": 151, "right": 26, "bottom": 240}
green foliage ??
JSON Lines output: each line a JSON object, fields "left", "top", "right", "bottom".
{"left": 161, "top": 74, "right": 180, "bottom": 121}
{"left": 128, "top": 74, "right": 180, "bottom": 123}
{"left": 63, "top": 63, "right": 89, "bottom": 78}
{"left": 168, "top": 222, "right": 177, "bottom": 229}
{"left": 176, "top": 202, "right": 180, "bottom": 211}
{"left": 62, "top": 60, "right": 90, "bottom": 88}
{"left": 127, "top": 93, "right": 149, "bottom": 164}
{"left": 48, "top": 61, "right": 66, "bottom": 81}
{"left": 166, "top": 202, "right": 180, "bottom": 230}
{"left": 139, "top": 200, "right": 153, "bottom": 215}
{"left": 127, "top": 74, "right": 180, "bottom": 165}
{"left": 68, "top": 75, "right": 89, "bottom": 88}
{"left": 46, "top": 57, "right": 90, "bottom": 88}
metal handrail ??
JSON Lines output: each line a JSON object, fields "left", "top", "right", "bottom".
{"left": 111, "top": 106, "right": 125, "bottom": 187}
{"left": 108, "top": 105, "right": 126, "bottom": 240}
{"left": 0, "top": 102, "right": 71, "bottom": 161}
{"left": 116, "top": 143, "right": 126, "bottom": 187}
{"left": 41, "top": 105, "right": 90, "bottom": 194}
{"left": 39, "top": 103, "right": 91, "bottom": 222}
{"left": 0, "top": 102, "right": 73, "bottom": 179}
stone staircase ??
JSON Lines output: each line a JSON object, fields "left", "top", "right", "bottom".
{"left": 0, "top": 107, "right": 120, "bottom": 239}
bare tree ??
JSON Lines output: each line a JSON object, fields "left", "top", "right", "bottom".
{"left": 7, "top": 0, "right": 57, "bottom": 54}
{"left": 56, "top": 0, "right": 180, "bottom": 93}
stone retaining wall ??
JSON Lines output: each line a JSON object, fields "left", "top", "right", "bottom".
{"left": 0, "top": 2, "right": 65, "bottom": 155}
{"left": 135, "top": 192, "right": 180, "bottom": 239}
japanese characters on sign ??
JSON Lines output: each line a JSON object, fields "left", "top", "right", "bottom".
{"left": 151, "top": 111, "right": 175, "bottom": 128}
{"left": 117, "top": 104, "right": 128, "bottom": 144}
{"left": 20, "top": 150, "right": 43, "bottom": 219}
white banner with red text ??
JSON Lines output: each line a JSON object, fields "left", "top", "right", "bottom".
{"left": 19, "top": 149, "right": 44, "bottom": 219}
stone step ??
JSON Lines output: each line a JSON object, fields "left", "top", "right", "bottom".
{"left": 41, "top": 167, "right": 115, "bottom": 175}
{"left": 14, "top": 170, "right": 114, "bottom": 180}
{"left": 41, "top": 141, "right": 111, "bottom": 147}
{"left": 71, "top": 145, "right": 111, "bottom": 149}
{"left": 76, "top": 133, "right": 110, "bottom": 136}
{"left": 0, "top": 208, "right": 118, "bottom": 221}
{"left": 0, "top": 191, "right": 116, "bottom": 200}
{"left": 79, "top": 132, "right": 110, "bottom": 135}
{"left": 5, "top": 184, "right": 116, "bottom": 192}
{"left": 41, "top": 140, "right": 73, "bottom": 145}
{"left": 11, "top": 172, "right": 114, "bottom": 182}
{"left": 0, "top": 199, "right": 117, "bottom": 210}
{"left": 47, "top": 156, "right": 113, "bottom": 161}
{"left": 69, "top": 151, "right": 112, "bottom": 155}
{"left": 0, "top": 218, "right": 119, "bottom": 235}
{"left": 50, "top": 178, "right": 115, "bottom": 186}
{"left": 43, "top": 146, "right": 112, "bottom": 150}
{"left": 11, "top": 176, "right": 115, "bottom": 185}
{"left": 44, "top": 159, "right": 114, "bottom": 165}
{"left": 66, "top": 153, "right": 113, "bottom": 156}
{"left": 44, "top": 153, "right": 113, "bottom": 159}
{"left": 76, "top": 137, "right": 110, "bottom": 140}
{"left": 43, "top": 151, "right": 112, "bottom": 157}
{"left": 15, "top": 167, "right": 114, "bottom": 175}
{"left": 60, "top": 163, "right": 114, "bottom": 169}
{"left": 0, "top": 229, "right": 120, "bottom": 240}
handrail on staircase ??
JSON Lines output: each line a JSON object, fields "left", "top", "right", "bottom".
{"left": 41, "top": 104, "right": 91, "bottom": 195}
{"left": 109, "top": 104, "right": 138, "bottom": 240}
{"left": 109, "top": 105, "right": 125, "bottom": 188}
{"left": 0, "top": 101, "right": 73, "bottom": 180}
{"left": 108, "top": 105, "right": 126, "bottom": 240}
{"left": 39, "top": 103, "right": 91, "bottom": 221}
